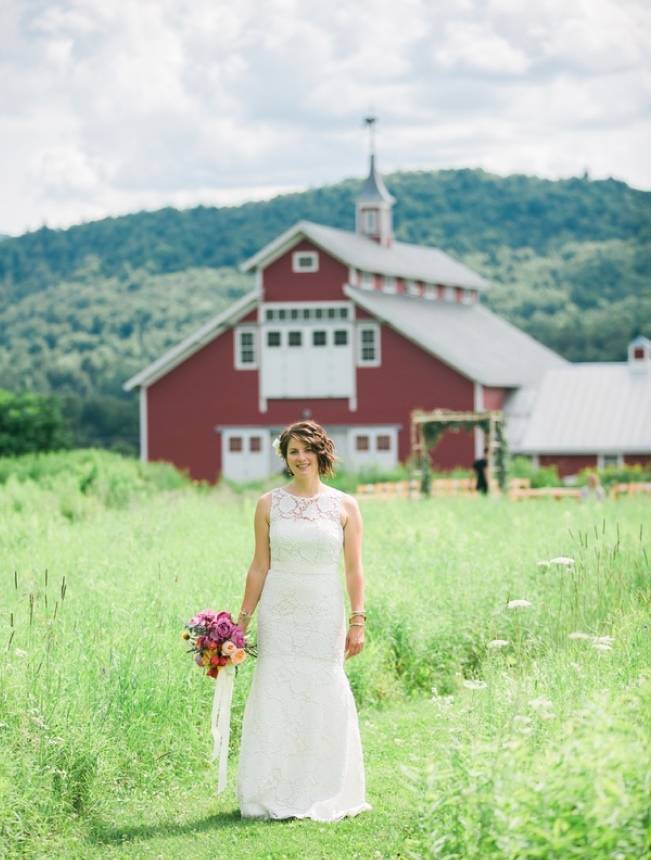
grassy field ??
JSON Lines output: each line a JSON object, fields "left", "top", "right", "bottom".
{"left": 1, "top": 452, "right": 650, "bottom": 858}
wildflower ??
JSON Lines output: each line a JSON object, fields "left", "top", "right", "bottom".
{"left": 568, "top": 631, "right": 592, "bottom": 640}
{"left": 181, "top": 630, "right": 190, "bottom": 640}
{"left": 592, "top": 635, "right": 615, "bottom": 646}
{"left": 507, "top": 599, "right": 532, "bottom": 609}
{"left": 548, "top": 557, "right": 575, "bottom": 566}
{"left": 487, "top": 639, "right": 510, "bottom": 649}
{"left": 463, "top": 679, "right": 487, "bottom": 690}
{"left": 529, "top": 696, "right": 553, "bottom": 712}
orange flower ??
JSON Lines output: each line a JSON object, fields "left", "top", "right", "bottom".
{"left": 222, "top": 640, "right": 237, "bottom": 656}
{"left": 231, "top": 648, "right": 246, "bottom": 665}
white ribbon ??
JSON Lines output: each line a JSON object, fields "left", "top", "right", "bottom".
{"left": 210, "top": 662, "right": 236, "bottom": 795}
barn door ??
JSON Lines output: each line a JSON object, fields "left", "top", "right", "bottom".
{"left": 221, "top": 430, "right": 270, "bottom": 482}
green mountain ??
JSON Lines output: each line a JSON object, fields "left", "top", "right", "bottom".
{"left": 0, "top": 168, "right": 649, "bottom": 451}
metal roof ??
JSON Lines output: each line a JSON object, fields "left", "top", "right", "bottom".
{"left": 240, "top": 220, "right": 489, "bottom": 290}
{"left": 355, "top": 155, "right": 396, "bottom": 204}
{"left": 344, "top": 285, "right": 567, "bottom": 387}
{"left": 516, "top": 363, "right": 651, "bottom": 453}
{"left": 123, "top": 289, "right": 260, "bottom": 390}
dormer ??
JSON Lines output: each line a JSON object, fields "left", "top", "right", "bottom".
{"left": 355, "top": 153, "right": 395, "bottom": 247}
{"left": 628, "top": 335, "right": 651, "bottom": 373}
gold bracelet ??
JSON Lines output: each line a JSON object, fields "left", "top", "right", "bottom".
{"left": 349, "top": 621, "right": 365, "bottom": 627}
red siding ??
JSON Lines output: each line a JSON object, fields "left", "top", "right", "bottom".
{"left": 147, "top": 329, "right": 258, "bottom": 482}
{"left": 539, "top": 454, "right": 597, "bottom": 477}
{"left": 263, "top": 241, "right": 349, "bottom": 302}
{"left": 483, "top": 387, "right": 506, "bottom": 410}
{"left": 356, "top": 324, "right": 474, "bottom": 467}
{"left": 624, "top": 454, "right": 651, "bottom": 467}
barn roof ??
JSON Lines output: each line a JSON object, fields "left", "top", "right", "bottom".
{"left": 516, "top": 364, "right": 651, "bottom": 454}
{"left": 344, "top": 285, "right": 567, "bottom": 387}
{"left": 123, "top": 288, "right": 260, "bottom": 390}
{"left": 241, "top": 220, "right": 489, "bottom": 290}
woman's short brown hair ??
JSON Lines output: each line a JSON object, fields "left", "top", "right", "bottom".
{"left": 279, "top": 420, "right": 336, "bottom": 476}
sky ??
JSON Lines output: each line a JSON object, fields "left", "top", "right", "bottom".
{"left": 1, "top": 0, "right": 650, "bottom": 237}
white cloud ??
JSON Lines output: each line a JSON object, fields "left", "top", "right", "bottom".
{"left": 1, "top": 0, "right": 649, "bottom": 235}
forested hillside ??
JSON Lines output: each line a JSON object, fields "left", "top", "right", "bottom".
{"left": 0, "top": 169, "right": 649, "bottom": 450}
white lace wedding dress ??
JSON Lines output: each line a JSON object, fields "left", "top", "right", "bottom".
{"left": 236, "top": 485, "right": 372, "bottom": 821}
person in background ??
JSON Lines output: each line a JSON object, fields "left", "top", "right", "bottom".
{"left": 473, "top": 445, "right": 489, "bottom": 495}
{"left": 581, "top": 471, "right": 606, "bottom": 501}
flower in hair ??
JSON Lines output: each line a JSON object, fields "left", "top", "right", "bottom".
{"left": 272, "top": 436, "right": 283, "bottom": 458}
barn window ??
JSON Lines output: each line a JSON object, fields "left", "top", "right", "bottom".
{"left": 633, "top": 347, "right": 645, "bottom": 359}
{"left": 406, "top": 279, "right": 420, "bottom": 296}
{"left": 288, "top": 331, "right": 302, "bottom": 347}
{"left": 383, "top": 276, "right": 397, "bottom": 294}
{"left": 292, "top": 251, "right": 319, "bottom": 272}
{"left": 355, "top": 435, "right": 370, "bottom": 451}
{"left": 234, "top": 326, "right": 258, "bottom": 370}
{"left": 267, "top": 331, "right": 282, "bottom": 347}
{"left": 229, "top": 436, "right": 243, "bottom": 452}
{"left": 357, "top": 324, "right": 380, "bottom": 366}
{"left": 249, "top": 436, "right": 262, "bottom": 452}
{"left": 362, "top": 210, "right": 378, "bottom": 233}
{"left": 334, "top": 330, "right": 348, "bottom": 346}
{"left": 339, "top": 307, "right": 348, "bottom": 318}
{"left": 278, "top": 308, "right": 287, "bottom": 320}
{"left": 312, "top": 330, "right": 327, "bottom": 347}
{"left": 361, "top": 272, "right": 374, "bottom": 290}
{"left": 290, "top": 308, "right": 299, "bottom": 319}
{"left": 376, "top": 434, "right": 391, "bottom": 451}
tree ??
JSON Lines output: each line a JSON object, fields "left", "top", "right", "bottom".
{"left": 0, "top": 389, "right": 69, "bottom": 456}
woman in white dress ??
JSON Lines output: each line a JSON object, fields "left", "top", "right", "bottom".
{"left": 235, "top": 420, "right": 373, "bottom": 821}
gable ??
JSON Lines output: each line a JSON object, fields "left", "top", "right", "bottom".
{"left": 262, "top": 239, "right": 350, "bottom": 303}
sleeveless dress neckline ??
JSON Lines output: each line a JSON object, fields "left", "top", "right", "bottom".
{"left": 279, "top": 485, "right": 329, "bottom": 500}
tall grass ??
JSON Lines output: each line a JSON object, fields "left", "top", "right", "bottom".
{"left": 0, "top": 452, "right": 649, "bottom": 856}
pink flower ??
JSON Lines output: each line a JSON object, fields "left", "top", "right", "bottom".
{"left": 213, "top": 618, "right": 234, "bottom": 639}
{"left": 222, "top": 640, "right": 237, "bottom": 656}
{"left": 230, "top": 628, "right": 245, "bottom": 648}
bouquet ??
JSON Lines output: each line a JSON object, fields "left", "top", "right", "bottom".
{"left": 182, "top": 608, "right": 256, "bottom": 794}
{"left": 182, "top": 608, "right": 255, "bottom": 678}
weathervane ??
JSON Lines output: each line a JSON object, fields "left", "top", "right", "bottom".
{"left": 363, "top": 113, "right": 377, "bottom": 156}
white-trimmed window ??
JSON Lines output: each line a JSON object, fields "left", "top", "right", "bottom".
{"left": 362, "top": 209, "right": 378, "bottom": 233}
{"left": 292, "top": 250, "right": 319, "bottom": 272}
{"left": 228, "top": 436, "right": 243, "bottom": 452}
{"left": 234, "top": 326, "right": 258, "bottom": 370}
{"left": 424, "top": 284, "right": 437, "bottom": 300}
{"left": 355, "top": 435, "right": 370, "bottom": 451}
{"left": 598, "top": 453, "right": 623, "bottom": 468}
{"left": 406, "top": 279, "right": 420, "bottom": 296}
{"left": 376, "top": 434, "right": 392, "bottom": 451}
{"left": 361, "top": 272, "right": 374, "bottom": 291}
{"left": 383, "top": 276, "right": 397, "bottom": 294}
{"left": 267, "top": 330, "right": 282, "bottom": 347}
{"left": 357, "top": 323, "right": 381, "bottom": 367}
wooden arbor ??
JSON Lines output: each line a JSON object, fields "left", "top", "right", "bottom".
{"left": 410, "top": 408, "right": 507, "bottom": 495}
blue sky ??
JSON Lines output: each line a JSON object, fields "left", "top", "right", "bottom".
{"left": 1, "top": 0, "right": 649, "bottom": 236}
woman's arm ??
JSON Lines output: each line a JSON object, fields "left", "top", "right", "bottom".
{"left": 342, "top": 494, "right": 365, "bottom": 659}
{"left": 236, "top": 493, "right": 271, "bottom": 633}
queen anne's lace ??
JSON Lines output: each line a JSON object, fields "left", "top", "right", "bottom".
{"left": 236, "top": 484, "right": 372, "bottom": 822}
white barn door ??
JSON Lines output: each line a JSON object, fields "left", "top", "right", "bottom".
{"left": 222, "top": 429, "right": 270, "bottom": 482}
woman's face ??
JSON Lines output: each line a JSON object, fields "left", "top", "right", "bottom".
{"left": 286, "top": 436, "right": 319, "bottom": 478}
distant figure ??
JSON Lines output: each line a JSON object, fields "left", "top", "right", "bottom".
{"left": 473, "top": 446, "right": 489, "bottom": 495}
{"left": 581, "top": 472, "right": 606, "bottom": 501}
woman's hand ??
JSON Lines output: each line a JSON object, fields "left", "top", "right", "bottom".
{"left": 345, "top": 624, "right": 365, "bottom": 660}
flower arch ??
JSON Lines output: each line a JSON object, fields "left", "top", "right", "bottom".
{"left": 410, "top": 408, "right": 507, "bottom": 495}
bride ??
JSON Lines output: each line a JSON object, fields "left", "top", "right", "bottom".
{"left": 235, "top": 420, "right": 373, "bottom": 821}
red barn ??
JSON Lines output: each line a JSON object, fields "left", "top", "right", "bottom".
{"left": 124, "top": 154, "right": 567, "bottom": 483}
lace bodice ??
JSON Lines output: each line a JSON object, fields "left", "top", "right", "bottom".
{"left": 269, "top": 486, "right": 344, "bottom": 574}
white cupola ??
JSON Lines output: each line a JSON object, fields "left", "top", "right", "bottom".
{"left": 355, "top": 116, "right": 395, "bottom": 247}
